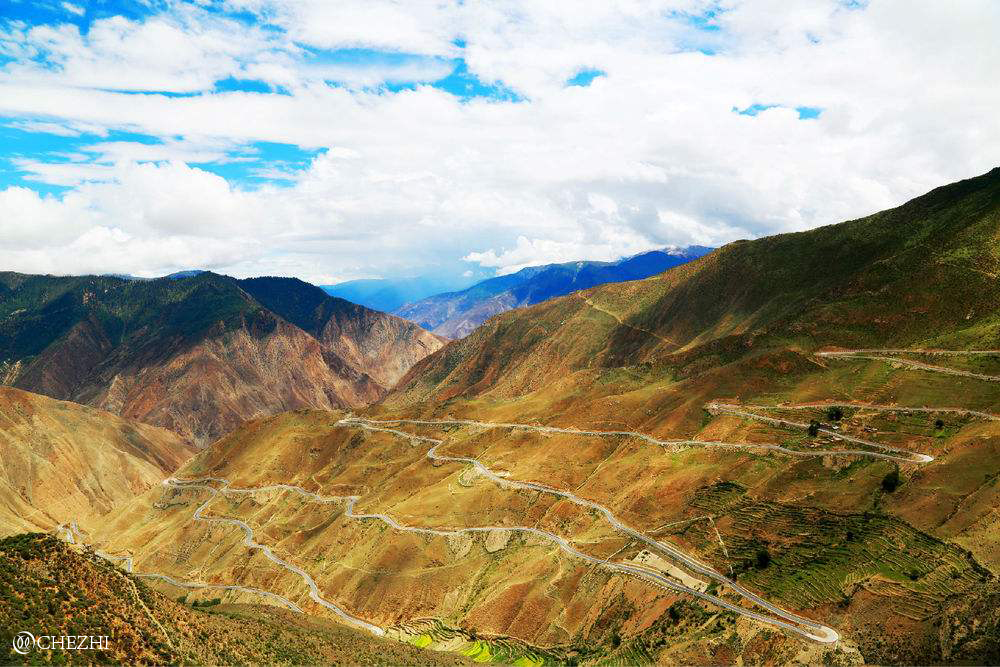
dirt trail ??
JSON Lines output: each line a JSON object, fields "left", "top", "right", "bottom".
{"left": 338, "top": 417, "right": 839, "bottom": 643}
{"left": 578, "top": 294, "right": 677, "bottom": 346}
{"left": 816, "top": 349, "right": 1000, "bottom": 382}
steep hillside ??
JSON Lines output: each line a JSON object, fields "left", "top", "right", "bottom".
{"left": 56, "top": 169, "right": 1000, "bottom": 665}
{"left": 0, "top": 272, "right": 444, "bottom": 445}
{"left": 92, "top": 410, "right": 865, "bottom": 666}
{"left": 0, "top": 387, "right": 192, "bottom": 536}
{"left": 0, "top": 533, "right": 467, "bottom": 665}
{"left": 389, "top": 168, "right": 1000, "bottom": 405}
{"left": 240, "top": 277, "right": 446, "bottom": 389}
{"left": 395, "top": 247, "right": 712, "bottom": 338}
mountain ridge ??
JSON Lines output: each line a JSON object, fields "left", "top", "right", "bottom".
{"left": 0, "top": 271, "right": 444, "bottom": 445}
{"left": 387, "top": 167, "right": 1000, "bottom": 407}
{"left": 394, "top": 246, "right": 713, "bottom": 338}
{"left": 50, "top": 168, "right": 1000, "bottom": 665}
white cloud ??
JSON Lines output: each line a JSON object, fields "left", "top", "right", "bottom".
{"left": 0, "top": 1, "right": 998, "bottom": 282}
{"left": 61, "top": 2, "right": 85, "bottom": 17}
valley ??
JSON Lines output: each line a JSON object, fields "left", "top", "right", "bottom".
{"left": 6, "top": 168, "right": 1000, "bottom": 665}
{"left": 59, "top": 341, "right": 997, "bottom": 663}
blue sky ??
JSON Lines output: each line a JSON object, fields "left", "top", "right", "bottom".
{"left": 0, "top": 1, "right": 996, "bottom": 283}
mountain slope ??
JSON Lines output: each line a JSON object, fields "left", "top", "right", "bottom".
{"left": 79, "top": 170, "right": 1000, "bottom": 665}
{"left": 389, "top": 168, "right": 1000, "bottom": 405}
{"left": 358, "top": 168, "right": 1000, "bottom": 664}
{"left": 0, "top": 272, "right": 444, "bottom": 445}
{"left": 0, "top": 387, "right": 192, "bottom": 536}
{"left": 395, "top": 247, "right": 712, "bottom": 338}
{"left": 0, "top": 533, "right": 467, "bottom": 665}
{"left": 240, "top": 277, "right": 446, "bottom": 389}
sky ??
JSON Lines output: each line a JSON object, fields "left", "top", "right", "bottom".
{"left": 0, "top": 1, "right": 998, "bottom": 284}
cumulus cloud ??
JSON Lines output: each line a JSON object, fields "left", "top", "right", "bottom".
{"left": 0, "top": 0, "right": 998, "bottom": 283}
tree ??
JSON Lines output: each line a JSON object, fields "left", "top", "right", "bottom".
{"left": 807, "top": 420, "right": 820, "bottom": 437}
{"left": 934, "top": 418, "right": 945, "bottom": 430}
{"left": 826, "top": 406, "right": 844, "bottom": 421}
{"left": 881, "top": 468, "right": 900, "bottom": 492}
{"left": 755, "top": 548, "right": 771, "bottom": 569}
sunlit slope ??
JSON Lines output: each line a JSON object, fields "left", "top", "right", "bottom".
{"left": 0, "top": 534, "right": 467, "bottom": 666}
{"left": 389, "top": 167, "right": 1000, "bottom": 406}
{"left": 91, "top": 410, "right": 864, "bottom": 665}
{"left": 0, "top": 387, "right": 192, "bottom": 536}
{"left": 89, "top": 392, "right": 1000, "bottom": 663}
{"left": 77, "top": 169, "right": 1000, "bottom": 665}
{"left": 362, "top": 168, "right": 1000, "bottom": 664}
{"left": 0, "top": 272, "right": 445, "bottom": 445}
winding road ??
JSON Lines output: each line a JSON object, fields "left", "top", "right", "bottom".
{"left": 703, "top": 403, "right": 935, "bottom": 463}
{"left": 727, "top": 401, "right": 1000, "bottom": 422}
{"left": 136, "top": 572, "right": 303, "bottom": 612}
{"left": 352, "top": 412, "right": 935, "bottom": 465}
{"left": 578, "top": 294, "right": 676, "bottom": 346}
{"left": 165, "top": 477, "right": 386, "bottom": 635}
{"left": 55, "top": 347, "right": 1000, "bottom": 649}
{"left": 335, "top": 417, "right": 839, "bottom": 643}
{"left": 156, "top": 468, "right": 839, "bottom": 643}
{"left": 817, "top": 349, "right": 1000, "bottom": 382}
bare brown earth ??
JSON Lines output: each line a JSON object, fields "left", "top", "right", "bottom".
{"left": 0, "top": 386, "right": 194, "bottom": 536}
{"left": 21, "top": 169, "right": 1000, "bottom": 664}
{"left": 90, "top": 317, "right": 385, "bottom": 446}
{"left": 1, "top": 273, "right": 445, "bottom": 446}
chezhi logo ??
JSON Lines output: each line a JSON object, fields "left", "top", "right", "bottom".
{"left": 11, "top": 631, "right": 110, "bottom": 654}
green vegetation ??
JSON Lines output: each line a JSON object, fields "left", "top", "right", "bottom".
{"left": 0, "top": 534, "right": 465, "bottom": 666}
{"left": 396, "top": 619, "right": 555, "bottom": 665}
{"left": 191, "top": 597, "right": 222, "bottom": 608}
{"left": 0, "top": 272, "right": 262, "bottom": 364}
{"left": 701, "top": 492, "right": 991, "bottom": 619}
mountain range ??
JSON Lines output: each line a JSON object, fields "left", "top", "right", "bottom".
{"left": 321, "top": 275, "right": 483, "bottom": 313}
{"left": 394, "top": 247, "right": 713, "bottom": 338}
{"left": 3, "top": 169, "right": 1000, "bottom": 665}
{"left": 0, "top": 272, "right": 444, "bottom": 445}
{"left": 390, "top": 170, "right": 1000, "bottom": 406}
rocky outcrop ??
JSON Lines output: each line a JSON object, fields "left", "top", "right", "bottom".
{"left": 1, "top": 272, "right": 445, "bottom": 446}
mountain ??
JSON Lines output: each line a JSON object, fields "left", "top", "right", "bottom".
{"left": 369, "top": 168, "right": 1000, "bottom": 663}
{"left": 322, "top": 275, "right": 481, "bottom": 313}
{"left": 0, "top": 272, "right": 444, "bottom": 445}
{"left": 390, "top": 170, "right": 1000, "bottom": 405}
{"left": 0, "top": 387, "right": 193, "bottom": 536}
{"left": 29, "top": 169, "right": 1000, "bottom": 665}
{"left": 394, "top": 247, "right": 713, "bottom": 338}
{"left": 92, "top": 409, "right": 811, "bottom": 666}
{"left": 0, "top": 533, "right": 467, "bottom": 665}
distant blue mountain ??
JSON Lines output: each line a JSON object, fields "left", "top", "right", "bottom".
{"left": 163, "top": 270, "right": 207, "bottom": 280}
{"left": 320, "top": 276, "right": 479, "bottom": 313}
{"left": 394, "top": 246, "right": 713, "bottom": 338}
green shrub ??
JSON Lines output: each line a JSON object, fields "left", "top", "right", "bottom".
{"left": 881, "top": 469, "right": 900, "bottom": 492}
